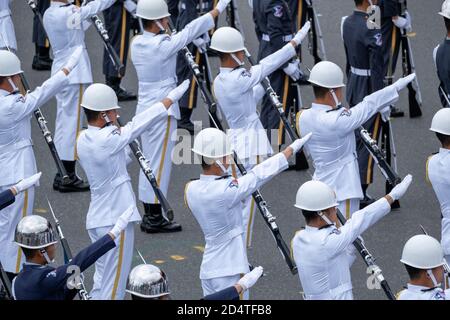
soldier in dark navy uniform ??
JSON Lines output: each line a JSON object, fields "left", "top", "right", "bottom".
{"left": 253, "top": 0, "right": 308, "bottom": 170}
{"left": 31, "top": 0, "right": 52, "bottom": 70}
{"left": 342, "top": 0, "right": 385, "bottom": 208}
{"left": 102, "top": 0, "right": 137, "bottom": 101}
{"left": 12, "top": 207, "right": 134, "bottom": 300}
{"left": 175, "top": 0, "right": 215, "bottom": 134}
{"left": 379, "top": 0, "right": 411, "bottom": 117}
{"left": 434, "top": 0, "right": 450, "bottom": 108}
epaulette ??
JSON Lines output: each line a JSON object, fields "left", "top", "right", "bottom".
{"left": 215, "top": 174, "right": 231, "bottom": 180}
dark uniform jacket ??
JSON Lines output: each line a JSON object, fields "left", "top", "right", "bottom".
{"left": 12, "top": 234, "right": 115, "bottom": 300}
{"left": 203, "top": 286, "right": 240, "bottom": 300}
{"left": 0, "top": 189, "right": 15, "bottom": 211}
{"left": 436, "top": 39, "right": 450, "bottom": 107}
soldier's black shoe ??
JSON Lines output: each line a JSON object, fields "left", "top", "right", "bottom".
{"left": 115, "top": 86, "right": 137, "bottom": 101}
{"left": 390, "top": 106, "right": 405, "bottom": 118}
{"left": 53, "top": 173, "right": 90, "bottom": 193}
{"left": 32, "top": 55, "right": 52, "bottom": 71}
{"left": 359, "top": 194, "right": 376, "bottom": 209}
{"left": 178, "top": 108, "right": 195, "bottom": 135}
{"left": 140, "top": 203, "right": 182, "bottom": 233}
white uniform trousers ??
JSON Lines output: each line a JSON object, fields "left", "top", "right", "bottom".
{"left": 138, "top": 115, "right": 177, "bottom": 204}
{"left": 231, "top": 156, "right": 264, "bottom": 249}
{"left": 202, "top": 274, "right": 249, "bottom": 300}
{"left": 338, "top": 198, "right": 360, "bottom": 220}
{"left": 0, "top": 186, "right": 34, "bottom": 273}
{"left": 54, "top": 83, "right": 86, "bottom": 161}
{"left": 88, "top": 223, "right": 134, "bottom": 300}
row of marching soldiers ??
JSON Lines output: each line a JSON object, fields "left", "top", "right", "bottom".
{"left": 0, "top": 0, "right": 449, "bottom": 300}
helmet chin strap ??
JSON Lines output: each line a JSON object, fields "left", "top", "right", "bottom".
{"left": 426, "top": 269, "right": 441, "bottom": 288}
{"left": 156, "top": 20, "right": 165, "bottom": 33}
{"left": 40, "top": 249, "right": 54, "bottom": 265}
{"left": 215, "top": 159, "right": 229, "bottom": 175}
{"left": 329, "top": 89, "right": 342, "bottom": 109}
{"left": 7, "top": 77, "right": 19, "bottom": 93}
{"left": 230, "top": 53, "right": 244, "bottom": 67}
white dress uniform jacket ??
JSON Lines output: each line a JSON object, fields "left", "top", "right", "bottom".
{"left": 292, "top": 197, "right": 391, "bottom": 300}
{"left": 185, "top": 153, "right": 289, "bottom": 280}
{"left": 44, "top": 0, "right": 115, "bottom": 85}
{"left": 0, "top": 71, "right": 69, "bottom": 187}
{"left": 0, "top": 0, "right": 16, "bottom": 50}
{"left": 297, "top": 86, "right": 399, "bottom": 202}
{"left": 213, "top": 43, "right": 297, "bottom": 162}
{"left": 0, "top": 70, "right": 69, "bottom": 273}
{"left": 427, "top": 148, "right": 450, "bottom": 260}
{"left": 131, "top": 13, "right": 215, "bottom": 120}
{"left": 77, "top": 102, "right": 169, "bottom": 230}
{"left": 397, "top": 284, "right": 450, "bottom": 300}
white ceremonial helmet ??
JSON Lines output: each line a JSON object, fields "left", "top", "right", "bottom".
{"left": 14, "top": 215, "right": 58, "bottom": 250}
{"left": 136, "top": 0, "right": 170, "bottom": 20}
{"left": 294, "top": 180, "right": 338, "bottom": 211}
{"left": 192, "top": 128, "right": 233, "bottom": 159}
{"left": 308, "top": 61, "right": 346, "bottom": 89}
{"left": 81, "top": 83, "right": 121, "bottom": 112}
{"left": 210, "top": 27, "right": 246, "bottom": 53}
{"left": 400, "top": 235, "right": 445, "bottom": 269}
{"left": 126, "top": 264, "right": 170, "bottom": 299}
{"left": 430, "top": 108, "right": 450, "bottom": 135}
{"left": 0, "top": 50, "right": 23, "bottom": 77}
{"left": 439, "top": 0, "right": 450, "bottom": 19}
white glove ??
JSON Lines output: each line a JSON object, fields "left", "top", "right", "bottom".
{"left": 283, "top": 60, "right": 301, "bottom": 81}
{"left": 63, "top": 45, "right": 83, "bottom": 72}
{"left": 12, "top": 172, "right": 42, "bottom": 194}
{"left": 393, "top": 12, "right": 411, "bottom": 32}
{"left": 388, "top": 174, "right": 413, "bottom": 201}
{"left": 110, "top": 206, "right": 135, "bottom": 238}
{"left": 392, "top": 73, "right": 415, "bottom": 92}
{"left": 289, "top": 132, "right": 312, "bottom": 153}
{"left": 380, "top": 105, "right": 391, "bottom": 122}
{"left": 193, "top": 35, "right": 208, "bottom": 53}
{"left": 124, "top": 0, "right": 137, "bottom": 16}
{"left": 216, "top": 0, "right": 231, "bottom": 13}
{"left": 167, "top": 80, "right": 190, "bottom": 103}
{"left": 237, "top": 266, "right": 263, "bottom": 291}
{"left": 292, "top": 21, "right": 311, "bottom": 46}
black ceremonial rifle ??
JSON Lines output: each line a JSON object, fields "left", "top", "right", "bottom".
{"left": 47, "top": 199, "right": 91, "bottom": 300}
{"left": 116, "top": 118, "right": 174, "bottom": 222}
{"left": 336, "top": 210, "right": 396, "bottom": 300}
{"left": 0, "top": 261, "right": 12, "bottom": 300}
{"left": 168, "top": 19, "right": 223, "bottom": 131}
{"left": 304, "top": 0, "right": 327, "bottom": 63}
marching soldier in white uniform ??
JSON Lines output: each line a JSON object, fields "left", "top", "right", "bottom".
{"left": 292, "top": 176, "right": 412, "bottom": 300}
{"left": 185, "top": 127, "right": 311, "bottom": 298}
{"left": 76, "top": 80, "right": 189, "bottom": 300}
{"left": 427, "top": 108, "right": 450, "bottom": 264}
{"left": 0, "top": 49, "right": 81, "bottom": 277}
{"left": 296, "top": 61, "right": 415, "bottom": 218}
{"left": 0, "top": 0, "right": 16, "bottom": 52}
{"left": 397, "top": 235, "right": 450, "bottom": 300}
{"left": 131, "top": 0, "right": 231, "bottom": 234}
{"left": 210, "top": 22, "right": 310, "bottom": 247}
{"left": 43, "top": 0, "right": 116, "bottom": 192}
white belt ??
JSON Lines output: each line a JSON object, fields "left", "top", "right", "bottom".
{"left": 0, "top": 139, "right": 33, "bottom": 154}
{"left": 350, "top": 66, "right": 371, "bottom": 77}
{"left": 139, "top": 77, "right": 177, "bottom": 90}
{"left": 232, "top": 113, "right": 260, "bottom": 128}
{"left": 0, "top": 9, "right": 11, "bottom": 18}
{"left": 261, "top": 33, "right": 294, "bottom": 42}
{"left": 90, "top": 175, "right": 130, "bottom": 196}
{"left": 205, "top": 226, "right": 244, "bottom": 247}
{"left": 180, "top": 2, "right": 210, "bottom": 11}
{"left": 315, "top": 152, "right": 357, "bottom": 173}
{"left": 304, "top": 282, "right": 353, "bottom": 300}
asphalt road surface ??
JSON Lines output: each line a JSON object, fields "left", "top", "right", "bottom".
{"left": 9, "top": 0, "right": 447, "bottom": 300}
